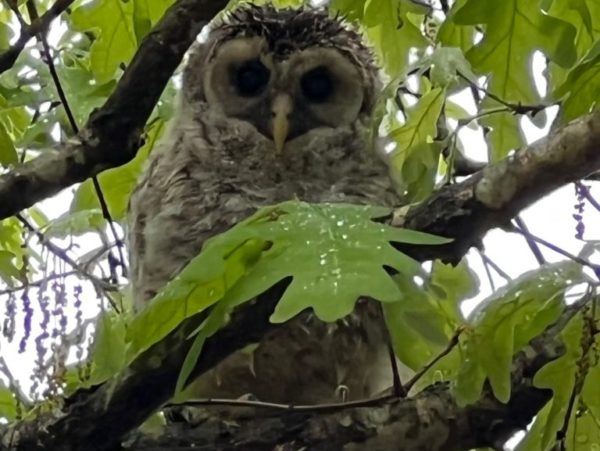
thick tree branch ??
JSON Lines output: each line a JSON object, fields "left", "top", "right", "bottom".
{"left": 0, "top": 0, "right": 228, "bottom": 220}
{"left": 0, "top": 0, "right": 75, "bottom": 74}
{"left": 395, "top": 111, "right": 600, "bottom": 262}
{"left": 123, "top": 302, "right": 582, "bottom": 451}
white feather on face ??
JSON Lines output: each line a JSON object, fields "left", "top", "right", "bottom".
{"left": 127, "top": 4, "right": 397, "bottom": 405}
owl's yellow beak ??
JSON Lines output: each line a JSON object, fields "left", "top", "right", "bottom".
{"left": 271, "top": 94, "right": 293, "bottom": 153}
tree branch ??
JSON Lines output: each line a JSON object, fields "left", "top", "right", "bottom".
{"left": 123, "top": 302, "right": 580, "bottom": 451}
{"left": 0, "top": 0, "right": 228, "bottom": 220}
{"left": 2, "top": 111, "right": 599, "bottom": 450}
{"left": 0, "top": 0, "right": 75, "bottom": 74}
{"left": 394, "top": 111, "right": 600, "bottom": 263}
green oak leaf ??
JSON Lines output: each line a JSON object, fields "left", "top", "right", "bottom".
{"left": 126, "top": 233, "right": 267, "bottom": 358}
{"left": 436, "top": 0, "right": 474, "bottom": 52}
{"left": 0, "top": 386, "right": 17, "bottom": 421}
{"left": 554, "top": 39, "right": 600, "bottom": 122}
{"left": 531, "top": 312, "right": 584, "bottom": 450}
{"left": 88, "top": 312, "right": 128, "bottom": 385}
{"left": 0, "top": 218, "right": 24, "bottom": 266}
{"left": 132, "top": 0, "right": 175, "bottom": 42}
{"left": 519, "top": 334, "right": 599, "bottom": 451}
{"left": 582, "top": 360, "right": 600, "bottom": 425}
{"left": 0, "top": 250, "right": 22, "bottom": 286}
{"left": 362, "top": 0, "right": 428, "bottom": 77}
{"left": 0, "top": 119, "right": 17, "bottom": 166}
{"left": 455, "top": 0, "right": 577, "bottom": 101}
{"left": 43, "top": 209, "right": 105, "bottom": 239}
{"left": 454, "top": 0, "right": 577, "bottom": 159}
{"left": 428, "top": 47, "right": 476, "bottom": 89}
{"left": 389, "top": 87, "right": 446, "bottom": 200}
{"left": 546, "top": 0, "right": 600, "bottom": 88}
{"left": 455, "top": 262, "right": 583, "bottom": 405}
{"left": 213, "top": 202, "right": 449, "bottom": 323}
{"left": 70, "top": 0, "right": 138, "bottom": 83}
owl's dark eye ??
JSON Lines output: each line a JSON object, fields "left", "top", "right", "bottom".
{"left": 233, "top": 60, "right": 270, "bottom": 96}
{"left": 301, "top": 67, "right": 334, "bottom": 103}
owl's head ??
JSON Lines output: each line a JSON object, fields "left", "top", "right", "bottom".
{"left": 182, "top": 4, "right": 379, "bottom": 152}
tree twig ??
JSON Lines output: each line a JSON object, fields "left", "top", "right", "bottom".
{"left": 0, "top": 0, "right": 75, "bottom": 74}
{"left": 478, "top": 252, "right": 511, "bottom": 281}
{"left": 0, "top": 270, "right": 78, "bottom": 295}
{"left": 509, "top": 224, "right": 600, "bottom": 276}
{"left": 403, "top": 327, "right": 462, "bottom": 393}
{"left": 26, "top": 0, "right": 128, "bottom": 280}
{"left": 514, "top": 215, "right": 546, "bottom": 265}
{"left": 16, "top": 213, "right": 119, "bottom": 311}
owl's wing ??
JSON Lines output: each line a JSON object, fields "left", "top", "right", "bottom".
{"left": 126, "top": 133, "right": 260, "bottom": 310}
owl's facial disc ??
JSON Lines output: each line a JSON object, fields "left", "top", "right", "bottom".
{"left": 203, "top": 38, "right": 368, "bottom": 151}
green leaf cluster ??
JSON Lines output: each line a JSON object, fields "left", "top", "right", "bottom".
{"left": 455, "top": 263, "right": 584, "bottom": 405}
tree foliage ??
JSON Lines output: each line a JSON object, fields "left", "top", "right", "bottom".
{"left": 0, "top": 0, "right": 599, "bottom": 450}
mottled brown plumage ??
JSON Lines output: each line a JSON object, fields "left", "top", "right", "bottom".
{"left": 127, "top": 3, "right": 398, "bottom": 404}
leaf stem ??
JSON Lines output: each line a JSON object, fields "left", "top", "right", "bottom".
{"left": 403, "top": 327, "right": 462, "bottom": 393}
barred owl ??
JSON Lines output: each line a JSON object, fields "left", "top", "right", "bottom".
{"left": 127, "top": 4, "right": 399, "bottom": 404}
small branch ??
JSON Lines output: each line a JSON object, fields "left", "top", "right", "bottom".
{"left": 514, "top": 215, "right": 546, "bottom": 265}
{"left": 403, "top": 327, "right": 462, "bottom": 393}
{"left": 479, "top": 250, "right": 497, "bottom": 290}
{"left": 0, "top": 270, "right": 78, "bottom": 295}
{"left": 0, "top": 0, "right": 228, "bottom": 220}
{"left": 509, "top": 224, "right": 600, "bottom": 276}
{"left": 170, "top": 394, "right": 395, "bottom": 413}
{"left": 0, "top": 0, "right": 75, "bottom": 74}
{"left": 80, "top": 241, "right": 118, "bottom": 272}
{"left": 479, "top": 252, "right": 511, "bottom": 281}
{"left": 379, "top": 303, "right": 406, "bottom": 397}
{"left": 16, "top": 213, "right": 119, "bottom": 310}
{"left": 458, "top": 72, "right": 548, "bottom": 115}
{"left": 26, "top": 0, "right": 128, "bottom": 279}
{"left": 3, "top": 0, "right": 28, "bottom": 28}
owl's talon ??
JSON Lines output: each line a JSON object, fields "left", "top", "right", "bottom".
{"left": 237, "top": 393, "right": 260, "bottom": 402}
{"left": 335, "top": 384, "right": 349, "bottom": 402}
{"left": 163, "top": 405, "right": 210, "bottom": 426}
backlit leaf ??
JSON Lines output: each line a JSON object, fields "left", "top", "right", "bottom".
{"left": 70, "top": 0, "right": 138, "bottom": 82}
{"left": 455, "top": 262, "right": 582, "bottom": 405}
